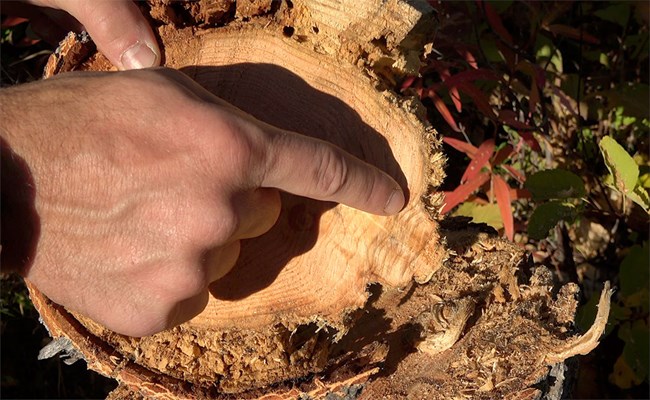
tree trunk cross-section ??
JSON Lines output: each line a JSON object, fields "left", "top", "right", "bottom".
{"left": 29, "top": 1, "right": 611, "bottom": 399}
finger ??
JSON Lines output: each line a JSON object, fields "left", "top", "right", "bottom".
{"left": 230, "top": 188, "right": 281, "bottom": 240}
{"left": 50, "top": 0, "right": 160, "bottom": 70}
{"left": 202, "top": 240, "right": 241, "bottom": 283}
{"left": 262, "top": 131, "right": 406, "bottom": 216}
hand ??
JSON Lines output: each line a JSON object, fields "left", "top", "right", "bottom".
{"left": 0, "top": 68, "right": 405, "bottom": 337}
{"left": 4, "top": 0, "right": 160, "bottom": 69}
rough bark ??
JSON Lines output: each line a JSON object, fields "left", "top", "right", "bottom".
{"left": 30, "top": 1, "right": 610, "bottom": 399}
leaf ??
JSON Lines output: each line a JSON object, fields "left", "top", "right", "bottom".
{"left": 443, "top": 68, "right": 501, "bottom": 88}
{"left": 594, "top": 3, "right": 631, "bottom": 27}
{"left": 441, "top": 172, "right": 491, "bottom": 214}
{"left": 599, "top": 136, "right": 639, "bottom": 196}
{"left": 621, "top": 320, "right": 649, "bottom": 383}
{"left": 627, "top": 186, "right": 650, "bottom": 211}
{"left": 519, "top": 132, "right": 541, "bottom": 152}
{"left": 400, "top": 75, "right": 417, "bottom": 91}
{"left": 619, "top": 244, "right": 650, "bottom": 300}
{"left": 458, "top": 48, "right": 479, "bottom": 69}
{"left": 457, "top": 82, "right": 497, "bottom": 119}
{"left": 612, "top": 320, "right": 650, "bottom": 388}
{"left": 454, "top": 202, "right": 503, "bottom": 230}
{"left": 595, "top": 84, "right": 650, "bottom": 120}
{"left": 510, "top": 188, "right": 531, "bottom": 200}
{"left": 1, "top": 16, "right": 28, "bottom": 29}
{"left": 640, "top": 172, "right": 650, "bottom": 189}
{"left": 461, "top": 139, "right": 495, "bottom": 184}
{"left": 443, "top": 137, "right": 478, "bottom": 158}
{"left": 483, "top": 1, "right": 513, "bottom": 45}
{"left": 528, "top": 201, "right": 577, "bottom": 240}
{"left": 427, "top": 89, "right": 461, "bottom": 133}
{"left": 545, "top": 24, "right": 600, "bottom": 45}
{"left": 491, "top": 144, "right": 514, "bottom": 166}
{"left": 503, "top": 165, "right": 526, "bottom": 184}
{"left": 434, "top": 66, "right": 462, "bottom": 113}
{"left": 610, "top": 354, "right": 644, "bottom": 389}
{"left": 525, "top": 169, "right": 586, "bottom": 200}
{"left": 498, "top": 109, "right": 534, "bottom": 130}
{"left": 493, "top": 175, "right": 514, "bottom": 240}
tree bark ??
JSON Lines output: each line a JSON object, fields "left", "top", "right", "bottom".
{"left": 29, "top": 1, "right": 610, "bottom": 399}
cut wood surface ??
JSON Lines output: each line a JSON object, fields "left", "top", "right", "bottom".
{"left": 29, "top": 1, "right": 611, "bottom": 399}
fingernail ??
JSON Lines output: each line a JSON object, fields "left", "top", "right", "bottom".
{"left": 384, "top": 188, "right": 405, "bottom": 215}
{"left": 120, "top": 41, "right": 159, "bottom": 70}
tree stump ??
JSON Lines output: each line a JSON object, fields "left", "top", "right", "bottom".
{"left": 29, "top": 1, "right": 611, "bottom": 399}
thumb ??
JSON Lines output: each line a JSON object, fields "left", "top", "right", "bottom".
{"left": 51, "top": 0, "right": 161, "bottom": 70}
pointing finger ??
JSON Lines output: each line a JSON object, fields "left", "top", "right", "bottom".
{"left": 262, "top": 130, "right": 405, "bottom": 216}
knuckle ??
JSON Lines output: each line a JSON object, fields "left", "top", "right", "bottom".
{"left": 314, "top": 147, "right": 349, "bottom": 198}
{"left": 169, "top": 265, "right": 206, "bottom": 296}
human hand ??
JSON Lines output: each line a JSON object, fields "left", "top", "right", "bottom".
{"left": 4, "top": 0, "right": 160, "bottom": 69}
{"left": 0, "top": 68, "right": 405, "bottom": 337}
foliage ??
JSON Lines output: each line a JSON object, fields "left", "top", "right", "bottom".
{"left": 441, "top": 136, "right": 528, "bottom": 240}
{"left": 600, "top": 136, "right": 650, "bottom": 212}
{"left": 413, "top": 1, "right": 649, "bottom": 396}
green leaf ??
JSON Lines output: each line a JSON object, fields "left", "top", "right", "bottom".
{"left": 599, "top": 136, "right": 639, "bottom": 195}
{"left": 528, "top": 201, "right": 577, "bottom": 240}
{"left": 487, "top": 0, "right": 513, "bottom": 13}
{"left": 454, "top": 202, "right": 503, "bottom": 230}
{"left": 594, "top": 3, "right": 632, "bottom": 27}
{"left": 621, "top": 319, "right": 650, "bottom": 385}
{"left": 596, "top": 84, "right": 650, "bottom": 120}
{"left": 525, "top": 169, "right": 586, "bottom": 200}
{"left": 639, "top": 172, "right": 650, "bottom": 189}
{"left": 619, "top": 243, "right": 650, "bottom": 298}
{"left": 627, "top": 186, "right": 650, "bottom": 212}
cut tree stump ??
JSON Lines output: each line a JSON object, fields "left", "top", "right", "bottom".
{"left": 29, "top": 1, "right": 611, "bottom": 399}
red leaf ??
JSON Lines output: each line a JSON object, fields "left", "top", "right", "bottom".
{"left": 546, "top": 24, "right": 600, "bottom": 45}
{"left": 1, "top": 16, "right": 28, "bottom": 29}
{"left": 441, "top": 172, "right": 491, "bottom": 214}
{"left": 457, "top": 82, "right": 496, "bottom": 119}
{"left": 510, "top": 188, "right": 531, "bottom": 200}
{"left": 492, "top": 144, "right": 514, "bottom": 166}
{"left": 493, "top": 175, "right": 514, "bottom": 240}
{"left": 435, "top": 67, "right": 462, "bottom": 113}
{"left": 461, "top": 139, "right": 495, "bottom": 184}
{"left": 495, "top": 40, "right": 516, "bottom": 71}
{"left": 400, "top": 76, "right": 417, "bottom": 91}
{"left": 503, "top": 165, "right": 526, "bottom": 184}
{"left": 443, "top": 137, "right": 478, "bottom": 158}
{"left": 551, "top": 85, "right": 579, "bottom": 116}
{"left": 519, "top": 132, "right": 541, "bottom": 152}
{"left": 16, "top": 37, "right": 41, "bottom": 47}
{"left": 443, "top": 69, "right": 501, "bottom": 88}
{"left": 427, "top": 89, "right": 461, "bottom": 132}
{"left": 482, "top": 1, "right": 514, "bottom": 45}
{"left": 462, "top": 49, "right": 479, "bottom": 69}
{"left": 498, "top": 109, "right": 534, "bottom": 130}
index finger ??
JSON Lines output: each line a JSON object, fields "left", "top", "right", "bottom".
{"left": 261, "top": 130, "right": 405, "bottom": 216}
